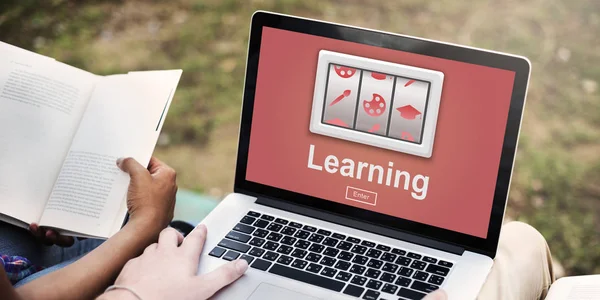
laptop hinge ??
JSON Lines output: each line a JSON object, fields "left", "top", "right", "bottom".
{"left": 255, "top": 196, "right": 465, "bottom": 256}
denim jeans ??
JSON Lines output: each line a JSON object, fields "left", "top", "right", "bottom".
{"left": 0, "top": 221, "right": 103, "bottom": 287}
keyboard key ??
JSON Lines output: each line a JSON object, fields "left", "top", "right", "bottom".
{"left": 303, "top": 225, "right": 317, "bottom": 232}
{"left": 332, "top": 233, "right": 346, "bottom": 240}
{"left": 365, "top": 249, "right": 382, "bottom": 259}
{"left": 260, "top": 214, "right": 274, "bottom": 221}
{"left": 351, "top": 275, "right": 368, "bottom": 286}
{"left": 291, "top": 259, "right": 308, "bottom": 269}
{"left": 428, "top": 274, "right": 445, "bottom": 285}
{"left": 380, "top": 252, "right": 397, "bottom": 263}
{"left": 367, "top": 259, "right": 383, "bottom": 269}
{"left": 249, "top": 247, "right": 265, "bottom": 257}
{"left": 423, "top": 256, "right": 437, "bottom": 264}
{"left": 294, "top": 230, "right": 311, "bottom": 239}
{"left": 218, "top": 239, "right": 250, "bottom": 253}
{"left": 226, "top": 231, "right": 251, "bottom": 243}
{"left": 266, "top": 232, "right": 283, "bottom": 242}
{"left": 380, "top": 272, "right": 396, "bottom": 283}
{"left": 350, "top": 264, "right": 366, "bottom": 275}
{"left": 247, "top": 211, "right": 261, "bottom": 217}
{"left": 276, "top": 245, "right": 293, "bottom": 255}
{"left": 334, "top": 260, "right": 351, "bottom": 271}
{"left": 438, "top": 260, "right": 454, "bottom": 268}
{"left": 249, "top": 237, "right": 265, "bottom": 247}
{"left": 308, "top": 234, "right": 324, "bottom": 243}
{"left": 335, "top": 271, "right": 352, "bottom": 282}
{"left": 364, "top": 268, "right": 381, "bottom": 279}
{"left": 281, "top": 226, "right": 297, "bottom": 235}
{"left": 321, "top": 256, "right": 337, "bottom": 266}
{"left": 366, "top": 279, "right": 382, "bottom": 290}
{"left": 254, "top": 219, "right": 269, "bottom": 228}
{"left": 305, "top": 253, "right": 322, "bottom": 263}
{"left": 251, "top": 258, "right": 272, "bottom": 271}
{"left": 240, "top": 215, "right": 256, "bottom": 225}
{"left": 395, "top": 276, "right": 411, "bottom": 287}
{"left": 392, "top": 248, "right": 407, "bottom": 256}
{"left": 337, "top": 241, "right": 353, "bottom": 251}
{"left": 413, "top": 271, "right": 429, "bottom": 281}
{"left": 263, "top": 251, "right": 279, "bottom": 261}
{"left": 208, "top": 247, "right": 226, "bottom": 258}
{"left": 363, "top": 289, "right": 380, "bottom": 300}
{"left": 280, "top": 236, "right": 297, "bottom": 245}
{"left": 375, "top": 244, "right": 391, "bottom": 252}
{"left": 382, "top": 283, "right": 398, "bottom": 294}
{"left": 398, "top": 267, "right": 414, "bottom": 277}
{"left": 411, "top": 280, "right": 439, "bottom": 293}
{"left": 396, "top": 256, "right": 412, "bottom": 266}
{"left": 233, "top": 223, "right": 255, "bottom": 234}
{"left": 352, "top": 255, "right": 369, "bottom": 265}
{"left": 351, "top": 245, "right": 368, "bottom": 255}
{"left": 269, "top": 264, "right": 344, "bottom": 292}
{"left": 382, "top": 263, "right": 398, "bottom": 273}
{"left": 407, "top": 252, "right": 422, "bottom": 260}
{"left": 397, "top": 287, "right": 427, "bottom": 300}
{"left": 291, "top": 249, "right": 307, "bottom": 259}
{"left": 346, "top": 236, "right": 361, "bottom": 244}
{"left": 263, "top": 241, "right": 279, "bottom": 251}
{"left": 306, "top": 263, "right": 323, "bottom": 273}
{"left": 289, "top": 222, "right": 303, "bottom": 228}
{"left": 320, "top": 267, "right": 337, "bottom": 277}
{"left": 410, "top": 260, "right": 427, "bottom": 270}
{"left": 317, "top": 229, "right": 332, "bottom": 236}
{"left": 274, "top": 218, "right": 289, "bottom": 225}
{"left": 294, "top": 240, "right": 311, "bottom": 249}
{"left": 223, "top": 250, "right": 240, "bottom": 261}
{"left": 361, "top": 240, "right": 376, "bottom": 248}
{"left": 324, "top": 247, "right": 340, "bottom": 257}
{"left": 252, "top": 229, "right": 269, "bottom": 238}
{"left": 343, "top": 284, "right": 365, "bottom": 297}
{"left": 240, "top": 254, "right": 254, "bottom": 264}
{"left": 308, "top": 244, "right": 325, "bottom": 253}
{"left": 266, "top": 223, "right": 283, "bottom": 232}
{"left": 323, "top": 237, "right": 339, "bottom": 247}
{"left": 426, "top": 264, "right": 450, "bottom": 276}
{"left": 338, "top": 251, "right": 353, "bottom": 261}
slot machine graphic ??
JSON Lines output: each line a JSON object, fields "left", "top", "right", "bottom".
{"left": 310, "top": 50, "right": 444, "bottom": 158}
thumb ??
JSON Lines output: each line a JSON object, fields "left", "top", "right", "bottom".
{"left": 423, "top": 289, "right": 448, "bottom": 300}
{"left": 117, "top": 157, "right": 149, "bottom": 184}
{"left": 197, "top": 259, "right": 248, "bottom": 298}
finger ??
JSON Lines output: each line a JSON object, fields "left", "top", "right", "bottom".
{"left": 423, "top": 289, "right": 448, "bottom": 300}
{"left": 54, "top": 233, "right": 75, "bottom": 247}
{"left": 158, "top": 227, "right": 184, "bottom": 248}
{"left": 197, "top": 259, "right": 248, "bottom": 298}
{"left": 181, "top": 224, "right": 207, "bottom": 259}
{"left": 117, "top": 157, "right": 150, "bottom": 184}
{"left": 29, "top": 223, "right": 43, "bottom": 239}
{"left": 45, "top": 230, "right": 58, "bottom": 245}
{"left": 147, "top": 156, "right": 165, "bottom": 174}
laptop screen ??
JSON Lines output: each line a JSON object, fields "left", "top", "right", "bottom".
{"left": 245, "top": 27, "right": 516, "bottom": 239}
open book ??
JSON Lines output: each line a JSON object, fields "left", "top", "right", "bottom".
{"left": 0, "top": 42, "right": 182, "bottom": 239}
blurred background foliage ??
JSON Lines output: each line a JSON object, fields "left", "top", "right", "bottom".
{"left": 1, "top": 0, "right": 598, "bottom": 276}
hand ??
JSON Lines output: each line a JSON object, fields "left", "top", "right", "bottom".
{"left": 29, "top": 223, "right": 74, "bottom": 247}
{"left": 117, "top": 157, "right": 177, "bottom": 232}
{"left": 100, "top": 224, "right": 248, "bottom": 300}
{"left": 423, "top": 289, "right": 448, "bottom": 300}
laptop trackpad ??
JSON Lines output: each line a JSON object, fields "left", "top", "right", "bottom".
{"left": 247, "top": 283, "right": 320, "bottom": 300}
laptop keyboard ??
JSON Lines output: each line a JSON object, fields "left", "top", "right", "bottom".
{"left": 208, "top": 211, "right": 454, "bottom": 300}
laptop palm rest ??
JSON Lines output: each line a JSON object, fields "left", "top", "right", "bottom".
{"left": 247, "top": 283, "right": 320, "bottom": 300}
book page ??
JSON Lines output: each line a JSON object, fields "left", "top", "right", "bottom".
{"left": 39, "top": 70, "right": 181, "bottom": 237}
{"left": 545, "top": 275, "right": 600, "bottom": 300}
{"left": 0, "top": 45, "right": 98, "bottom": 224}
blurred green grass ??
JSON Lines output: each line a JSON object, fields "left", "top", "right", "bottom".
{"left": 1, "top": 0, "right": 598, "bottom": 275}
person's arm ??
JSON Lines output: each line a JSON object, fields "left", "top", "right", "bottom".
{"left": 12, "top": 157, "right": 177, "bottom": 300}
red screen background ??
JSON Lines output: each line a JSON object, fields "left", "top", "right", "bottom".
{"left": 246, "top": 27, "right": 515, "bottom": 238}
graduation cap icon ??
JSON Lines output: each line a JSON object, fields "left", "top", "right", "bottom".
{"left": 396, "top": 105, "right": 422, "bottom": 120}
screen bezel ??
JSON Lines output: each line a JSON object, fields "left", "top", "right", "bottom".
{"left": 234, "top": 11, "right": 530, "bottom": 257}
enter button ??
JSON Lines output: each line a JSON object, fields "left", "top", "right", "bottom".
{"left": 345, "top": 186, "right": 377, "bottom": 206}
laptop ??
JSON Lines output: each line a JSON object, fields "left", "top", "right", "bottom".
{"left": 197, "top": 11, "right": 530, "bottom": 300}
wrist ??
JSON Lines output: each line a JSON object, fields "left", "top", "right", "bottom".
{"left": 126, "top": 211, "right": 167, "bottom": 239}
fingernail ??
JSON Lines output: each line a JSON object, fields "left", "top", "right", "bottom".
{"left": 235, "top": 259, "right": 249, "bottom": 274}
{"left": 116, "top": 157, "right": 124, "bottom": 167}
